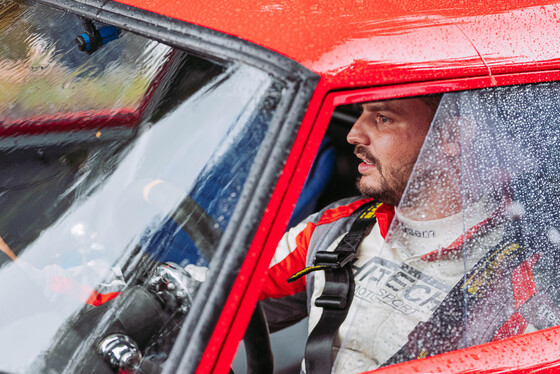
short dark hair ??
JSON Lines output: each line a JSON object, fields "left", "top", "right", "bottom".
{"left": 420, "top": 94, "right": 443, "bottom": 114}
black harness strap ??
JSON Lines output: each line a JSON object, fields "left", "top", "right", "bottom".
{"left": 290, "top": 201, "right": 379, "bottom": 374}
{"left": 382, "top": 233, "right": 530, "bottom": 367}
{"left": 380, "top": 203, "right": 560, "bottom": 367}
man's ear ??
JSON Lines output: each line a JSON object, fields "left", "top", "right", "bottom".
{"left": 439, "top": 116, "right": 461, "bottom": 158}
{"left": 438, "top": 115, "right": 475, "bottom": 158}
{"left": 441, "top": 130, "right": 461, "bottom": 157}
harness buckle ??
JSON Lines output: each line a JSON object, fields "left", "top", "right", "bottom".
{"left": 315, "top": 295, "right": 348, "bottom": 309}
{"left": 313, "top": 251, "right": 356, "bottom": 310}
{"left": 314, "top": 251, "right": 356, "bottom": 269}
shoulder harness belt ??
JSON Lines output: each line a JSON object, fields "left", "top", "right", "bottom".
{"left": 289, "top": 203, "right": 560, "bottom": 371}
{"left": 288, "top": 201, "right": 380, "bottom": 374}
{"left": 381, "top": 218, "right": 554, "bottom": 367}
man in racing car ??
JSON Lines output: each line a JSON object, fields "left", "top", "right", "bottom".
{"left": 259, "top": 95, "right": 531, "bottom": 373}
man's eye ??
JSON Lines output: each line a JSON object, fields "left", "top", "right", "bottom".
{"left": 377, "top": 115, "right": 389, "bottom": 123}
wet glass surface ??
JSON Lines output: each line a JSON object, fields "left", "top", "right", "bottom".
{"left": 0, "top": 1, "right": 285, "bottom": 372}
{"left": 336, "top": 83, "right": 560, "bottom": 372}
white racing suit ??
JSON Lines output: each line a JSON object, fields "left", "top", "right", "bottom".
{"left": 261, "top": 197, "right": 560, "bottom": 373}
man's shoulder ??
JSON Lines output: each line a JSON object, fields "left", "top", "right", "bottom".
{"left": 313, "top": 196, "right": 374, "bottom": 226}
{"left": 286, "top": 196, "right": 377, "bottom": 235}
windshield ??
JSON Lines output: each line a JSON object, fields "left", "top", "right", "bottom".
{"left": 336, "top": 83, "right": 560, "bottom": 371}
{"left": 0, "top": 1, "right": 285, "bottom": 372}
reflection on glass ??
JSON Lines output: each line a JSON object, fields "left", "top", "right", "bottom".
{"left": 337, "top": 83, "right": 560, "bottom": 372}
{"left": 0, "top": 1, "right": 168, "bottom": 118}
{"left": 0, "top": 1, "right": 285, "bottom": 373}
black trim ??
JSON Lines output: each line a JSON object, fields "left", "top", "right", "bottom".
{"left": 169, "top": 71, "right": 318, "bottom": 374}
{"left": 243, "top": 302, "right": 274, "bottom": 374}
{"left": 34, "top": 1, "right": 320, "bottom": 373}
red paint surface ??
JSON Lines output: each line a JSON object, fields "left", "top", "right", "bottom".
{"left": 116, "top": 0, "right": 560, "bottom": 89}
{"left": 0, "top": 108, "right": 138, "bottom": 136}
{"left": 199, "top": 70, "right": 560, "bottom": 374}
{"left": 81, "top": 1, "right": 560, "bottom": 372}
{"left": 369, "top": 324, "right": 560, "bottom": 374}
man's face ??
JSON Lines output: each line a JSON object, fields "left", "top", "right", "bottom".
{"left": 347, "top": 98, "right": 436, "bottom": 206}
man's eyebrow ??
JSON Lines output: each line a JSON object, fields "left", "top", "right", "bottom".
{"left": 361, "top": 102, "right": 394, "bottom": 113}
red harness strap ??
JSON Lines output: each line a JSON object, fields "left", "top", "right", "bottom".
{"left": 491, "top": 252, "right": 541, "bottom": 341}
{"left": 421, "top": 213, "right": 505, "bottom": 262}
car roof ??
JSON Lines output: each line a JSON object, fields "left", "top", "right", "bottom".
{"left": 118, "top": 0, "right": 560, "bottom": 90}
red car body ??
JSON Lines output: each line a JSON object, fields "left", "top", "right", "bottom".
{"left": 5, "top": 0, "right": 560, "bottom": 373}
{"left": 105, "top": 1, "right": 560, "bottom": 373}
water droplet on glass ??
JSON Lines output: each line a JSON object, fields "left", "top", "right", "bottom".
{"left": 548, "top": 227, "right": 560, "bottom": 244}
{"left": 506, "top": 201, "right": 525, "bottom": 219}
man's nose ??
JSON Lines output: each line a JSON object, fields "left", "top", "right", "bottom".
{"left": 346, "top": 115, "right": 369, "bottom": 145}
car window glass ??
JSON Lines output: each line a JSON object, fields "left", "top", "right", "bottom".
{"left": 0, "top": 1, "right": 285, "bottom": 372}
{"left": 336, "top": 83, "right": 560, "bottom": 371}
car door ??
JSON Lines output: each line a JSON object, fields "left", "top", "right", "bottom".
{"left": 291, "top": 72, "right": 560, "bottom": 374}
{"left": 0, "top": 1, "right": 319, "bottom": 373}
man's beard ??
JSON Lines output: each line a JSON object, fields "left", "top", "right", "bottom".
{"left": 354, "top": 145, "right": 415, "bottom": 206}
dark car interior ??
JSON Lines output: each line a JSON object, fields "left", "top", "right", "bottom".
{"left": 289, "top": 104, "right": 362, "bottom": 226}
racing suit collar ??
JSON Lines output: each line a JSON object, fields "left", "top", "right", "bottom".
{"left": 388, "top": 197, "right": 504, "bottom": 261}
{"left": 375, "top": 203, "right": 395, "bottom": 240}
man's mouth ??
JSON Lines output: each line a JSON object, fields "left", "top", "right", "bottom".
{"left": 358, "top": 160, "right": 376, "bottom": 174}
{"left": 356, "top": 155, "right": 378, "bottom": 174}
{"left": 354, "top": 146, "right": 378, "bottom": 173}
